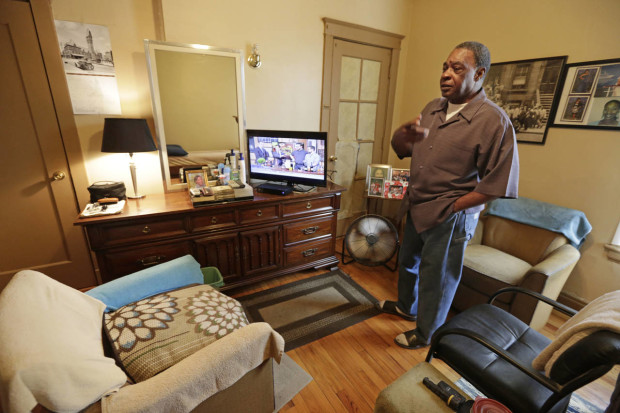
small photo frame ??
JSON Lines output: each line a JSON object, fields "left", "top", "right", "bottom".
{"left": 186, "top": 170, "right": 208, "bottom": 190}
{"left": 368, "top": 178, "right": 384, "bottom": 198}
{"left": 366, "top": 164, "right": 391, "bottom": 191}
{"left": 384, "top": 181, "right": 408, "bottom": 199}
{"left": 390, "top": 168, "right": 410, "bottom": 183}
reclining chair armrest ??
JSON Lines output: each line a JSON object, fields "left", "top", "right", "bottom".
{"left": 489, "top": 287, "right": 577, "bottom": 317}
{"left": 529, "top": 244, "right": 580, "bottom": 278}
{"left": 426, "top": 328, "right": 562, "bottom": 393}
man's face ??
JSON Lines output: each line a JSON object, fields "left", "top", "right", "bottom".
{"left": 294, "top": 143, "right": 302, "bottom": 150}
{"left": 603, "top": 102, "right": 620, "bottom": 121}
{"left": 440, "top": 48, "right": 484, "bottom": 104}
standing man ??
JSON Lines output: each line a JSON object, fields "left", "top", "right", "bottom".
{"left": 292, "top": 143, "right": 307, "bottom": 170}
{"left": 376, "top": 41, "right": 519, "bottom": 349}
{"left": 303, "top": 146, "right": 321, "bottom": 172}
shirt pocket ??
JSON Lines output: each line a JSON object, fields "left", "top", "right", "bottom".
{"left": 432, "top": 139, "right": 476, "bottom": 177}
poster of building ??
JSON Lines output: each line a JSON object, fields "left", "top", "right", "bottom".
{"left": 54, "top": 20, "right": 121, "bottom": 114}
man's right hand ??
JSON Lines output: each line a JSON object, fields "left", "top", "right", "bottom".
{"left": 391, "top": 115, "right": 429, "bottom": 159}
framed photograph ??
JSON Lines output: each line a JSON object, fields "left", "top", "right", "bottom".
{"left": 366, "top": 164, "right": 391, "bottom": 198}
{"left": 390, "top": 168, "right": 410, "bottom": 183}
{"left": 384, "top": 181, "right": 408, "bottom": 199}
{"left": 368, "top": 178, "right": 384, "bottom": 198}
{"left": 185, "top": 170, "right": 208, "bottom": 190}
{"left": 551, "top": 58, "right": 620, "bottom": 130}
{"left": 483, "top": 56, "right": 567, "bottom": 145}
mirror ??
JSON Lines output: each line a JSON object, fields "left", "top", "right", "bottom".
{"left": 145, "top": 40, "right": 246, "bottom": 191}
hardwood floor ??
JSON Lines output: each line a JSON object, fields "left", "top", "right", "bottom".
{"left": 231, "top": 247, "right": 617, "bottom": 412}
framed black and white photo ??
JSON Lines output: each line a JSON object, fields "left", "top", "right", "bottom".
{"left": 483, "top": 56, "right": 567, "bottom": 145}
{"left": 551, "top": 58, "right": 620, "bottom": 130}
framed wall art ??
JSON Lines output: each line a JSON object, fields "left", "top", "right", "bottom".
{"left": 551, "top": 58, "right": 620, "bottom": 130}
{"left": 483, "top": 56, "right": 567, "bottom": 144}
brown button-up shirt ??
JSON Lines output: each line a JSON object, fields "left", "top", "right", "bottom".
{"left": 394, "top": 90, "right": 519, "bottom": 233}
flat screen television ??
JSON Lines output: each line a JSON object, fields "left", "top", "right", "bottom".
{"left": 246, "top": 129, "right": 327, "bottom": 188}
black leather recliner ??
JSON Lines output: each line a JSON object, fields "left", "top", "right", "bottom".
{"left": 426, "top": 287, "right": 620, "bottom": 413}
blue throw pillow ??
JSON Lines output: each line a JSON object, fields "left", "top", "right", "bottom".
{"left": 167, "top": 144, "right": 189, "bottom": 156}
{"left": 86, "top": 255, "right": 203, "bottom": 312}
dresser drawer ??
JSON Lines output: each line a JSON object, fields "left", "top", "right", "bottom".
{"left": 282, "top": 196, "right": 334, "bottom": 218}
{"left": 88, "top": 217, "right": 187, "bottom": 248}
{"left": 283, "top": 237, "right": 333, "bottom": 267}
{"left": 191, "top": 209, "right": 236, "bottom": 231}
{"left": 284, "top": 215, "right": 333, "bottom": 245}
{"left": 239, "top": 204, "right": 279, "bottom": 224}
{"left": 97, "top": 241, "right": 193, "bottom": 283}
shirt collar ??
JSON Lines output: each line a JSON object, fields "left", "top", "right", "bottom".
{"left": 430, "top": 89, "right": 488, "bottom": 122}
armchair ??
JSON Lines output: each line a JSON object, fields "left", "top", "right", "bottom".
{"left": 453, "top": 197, "right": 590, "bottom": 330}
{"left": 427, "top": 287, "right": 620, "bottom": 413}
{"left": 0, "top": 257, "right": 284, "bottom": 413}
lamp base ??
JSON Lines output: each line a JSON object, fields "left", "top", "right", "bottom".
{"left": 128, "top": 194, "right": 146, "bottom": 199}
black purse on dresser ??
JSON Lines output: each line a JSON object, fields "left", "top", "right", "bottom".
{"left": 87, "top": 181, "right": 126, "bottom": 203}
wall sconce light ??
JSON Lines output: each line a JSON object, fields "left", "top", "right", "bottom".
{"left": 248, "top": 43, "right": 261, "bottom": 68}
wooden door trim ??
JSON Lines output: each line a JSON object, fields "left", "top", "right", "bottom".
{"left": 31, "top": 0, "right": 91, "bottom": 210}
{"left": 321, "top": 18, "right": 403, "bottom": 165}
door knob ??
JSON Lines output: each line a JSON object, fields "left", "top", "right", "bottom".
{"left": 51, "top": 171, "right": 66, "bottom": 181}
{"left": 329, "top": 156, "right": 338, "bottom": 161}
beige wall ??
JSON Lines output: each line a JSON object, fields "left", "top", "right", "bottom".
{"left": 393, "top": 0, "right": 620, "bottom": 303}
{"left": 51, "top": 0, "right": 619, "bottom": 302}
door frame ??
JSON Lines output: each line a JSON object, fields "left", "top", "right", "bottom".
{"left": 320, "top": 18, "right": 404, "bottom": 165}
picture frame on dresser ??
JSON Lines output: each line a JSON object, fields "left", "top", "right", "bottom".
{"left": 551, "top": 58, "right": 620, "bottom": 130}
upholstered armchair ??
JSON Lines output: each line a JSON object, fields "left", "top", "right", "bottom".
{"left": 452, "top": 198, "right": 590, "bottom": 330}
{"left": 0, "top": 256, "right": 284, "bottom": 413}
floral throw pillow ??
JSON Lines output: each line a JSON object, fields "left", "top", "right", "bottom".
{"left": 104, "top": 284, "right": 248, "bottom": 382}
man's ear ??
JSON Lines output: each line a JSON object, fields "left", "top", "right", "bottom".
{"left": 475, "top": 67, "right": 486, "bottom": 82}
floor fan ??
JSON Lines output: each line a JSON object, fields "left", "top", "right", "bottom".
{"left": 341, "top": 214, "right": 400, "bottom": 271}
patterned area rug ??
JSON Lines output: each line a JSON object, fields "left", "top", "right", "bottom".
{"left": 238, "top": 269, "right": 379, "bottom": 351}
{"left": 456, "top": 377, "right": 605, "bottom": 413}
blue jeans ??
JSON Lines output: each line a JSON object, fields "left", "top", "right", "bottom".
{"left": 397, "top": 210, "right": 479, "bottom": 342}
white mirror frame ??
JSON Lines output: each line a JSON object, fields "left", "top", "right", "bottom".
{"left": 145, "top": 39, "right": 247, "bottom": 192}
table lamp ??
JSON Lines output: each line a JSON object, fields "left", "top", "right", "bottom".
{"left": 101, "top": 118, "right": 157, "bottom": 199}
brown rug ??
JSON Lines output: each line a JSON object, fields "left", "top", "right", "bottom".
{"left": 238, "top": 269, "right": 379, "bottom": 351}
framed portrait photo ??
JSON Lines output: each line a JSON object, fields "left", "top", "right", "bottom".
{"left": 551, "top": 58, "right": 620, "bottom": 130}
{"left": 185, "top": 170, "right": 208, "bottom": 190}
{"left": 366, "top": 164, "right": 391, "bottom": 198}
{"left": 483, "top": 55, "right": 567, "bottom": 145}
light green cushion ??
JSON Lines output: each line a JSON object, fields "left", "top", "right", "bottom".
{"left": 464, "top": 244, "right": 532, "bottom": 285}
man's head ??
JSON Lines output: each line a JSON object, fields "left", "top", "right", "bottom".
{"left": 441, "top": 41, "right": 490, "bottom": 104}
{"left": 308, "top": 146, "right": 315, "bottom": 152}
{"left": 601, "top": 100, "right": 620, "bottom": 123}
{"left": 294, "top": 143, "right": 304, "bottom": 150}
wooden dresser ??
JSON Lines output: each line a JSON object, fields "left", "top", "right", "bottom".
{"left": 75, "top": 184, "right": 343, "bottom": 291}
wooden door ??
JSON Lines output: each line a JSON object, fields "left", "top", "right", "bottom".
{"left": 0, "top": 0, "right": 96, "bottom": 290}
{"left": 327, "top": 40, "right": 391, "bottom": 233}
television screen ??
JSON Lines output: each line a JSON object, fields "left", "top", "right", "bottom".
{"left": 246, "top": 129, "right": 327, "bottom": 187}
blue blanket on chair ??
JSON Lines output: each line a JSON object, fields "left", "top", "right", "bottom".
{"left": 485, "top": 197, "right": 592, "bottom": 248}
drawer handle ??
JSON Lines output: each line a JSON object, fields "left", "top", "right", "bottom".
{"left": 138, "top": 255, "right": 166, "bottom": 267}
{"left": 302, "top": 248, "right": 318, "bottom": 257}
{"left": 302, "top": 226, "right": 319, "bottom": 235}
{"left": 211, "top": 217, "right": 217, "bottom": 224}
{"left": 306, "top": 202, "right": 312, "bottom": 209}
{"left": 142, "top": 226, "right": 151, "bottom": 234}
{"left": 256, "top": 209, "right": 263, "bottom": 217}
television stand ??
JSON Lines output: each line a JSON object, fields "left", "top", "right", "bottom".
{"left": 257, "top": 182, "right": 293, "bottom": 195}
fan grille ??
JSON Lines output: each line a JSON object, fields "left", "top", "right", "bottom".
{"left": 344, "top": 215, "right": 398, "bottom": 266}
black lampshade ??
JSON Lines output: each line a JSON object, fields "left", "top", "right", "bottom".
{"left": 101, "top": 118, "right": 157, "bottom": 154}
